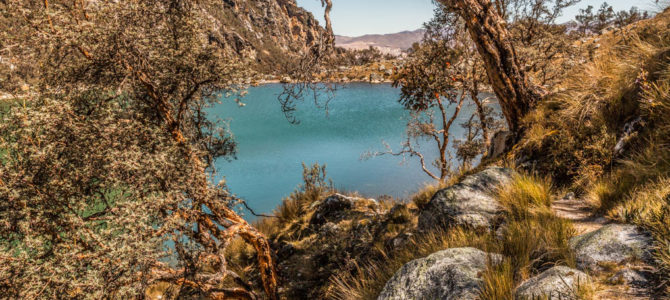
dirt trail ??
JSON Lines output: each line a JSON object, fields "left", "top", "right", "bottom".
{"left": 551, "top": 195, "right": 608, "bottom": 235}
{"left": 551, "top": 194, "right": 656, "bottom": 300}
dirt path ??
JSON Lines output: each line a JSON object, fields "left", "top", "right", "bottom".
{"left": 551, "top": 194, "right": 656, "bottom": 300}
{"left": 551, "top": 194, "right": 608, "bottom": 235}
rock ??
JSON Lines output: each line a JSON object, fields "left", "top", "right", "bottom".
{"left": 484, "top": 130, "right": 513, "bottom": 160}
{"left": 607, "top": 268, "right": 651, "bottom": 286}
{"left": 418, "top": 167, "right": 514, "bottom": 230}
{"left": 309, "top": 193, "right": 377, "bottom": 226}
{"left": 378, "top": 247, "right": 500, "bottom": 300}
{"left": 369, "top": 73, "right": 384, "bottom": 83}
{"left": 614, "top": 116, "right": 644, "bottom": 156}
{"left": 515, "top": 266, "right": 590, "bottom": 300}
{"left": 570, "top": 224, "right": 653, "bottom": 271}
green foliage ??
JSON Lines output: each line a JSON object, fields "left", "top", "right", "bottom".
{"left": 576, "top": 3, "right": 650, "bottom": 35}
{"left": 0, "top": 1, "right": 262, "bottom": 298}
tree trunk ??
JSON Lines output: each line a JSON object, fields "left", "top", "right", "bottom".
{"left": 439, "top": 0, "right": 544, "bottom": 135}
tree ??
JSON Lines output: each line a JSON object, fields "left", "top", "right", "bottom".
{"left": 1, "top": 1, "right": 277, "bottom": 298}
{"left": 369, "top": 9, "right": 503, "bottom": 180}
{"left": 614, "top": 7, "right": 650, "bottom": 28}
{"left": 576, "top": 5, "right": 597, "bottom": 34}
{"left": 436, "top": 0, "right": 546, "bottom": 136}
{"left": 576, "top": 3, "right": 648, "bottom": 34}
{"left": 380, "top": 40, "right": 467, "bottom": 180}
{"left": 431, "top": 0, "right": 590, "bottom": 138}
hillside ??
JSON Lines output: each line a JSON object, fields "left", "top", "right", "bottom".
{"left": 335, "top": 29, "right": 425, "bottom": 55}
{"left": 208, "top": 0, "right": 325, "bottom": 73}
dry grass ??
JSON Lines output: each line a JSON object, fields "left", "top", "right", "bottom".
{"left": 479, "top": 259, "right": 515, "bottom": 300}
{"left": 479, "top": 174, "right": 577, "bottom": 299}
{"left": 410, "top": 180, "right": 449, "bottom": 209}
{"left": 326, "top": 228, "right": 496, "bottom": 300}
{"left": 328, "top": 173, "right": 577, "bottom": 300}
{"left": 514, "top": 10, "right": 670, "bottom": 295}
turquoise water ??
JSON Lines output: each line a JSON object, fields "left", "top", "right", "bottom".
{"left": 210, "top": 83, "right": 477, "bottom": 215}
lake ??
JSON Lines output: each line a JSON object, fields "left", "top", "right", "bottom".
{"left": 209, "top": 83, "right": 479, "bottom": 216}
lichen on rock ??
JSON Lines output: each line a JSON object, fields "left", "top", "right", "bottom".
{"left": 515, "top": 266, "right": 590, "bottom": 300}
{"left": 569, "top": 224, "right": 653, "bottom": 271}
{"left": 378, "top": 247, "right": 501, "bottom": 300}
{"left": 418, "top": 167, "right": 515, "bottom": 230}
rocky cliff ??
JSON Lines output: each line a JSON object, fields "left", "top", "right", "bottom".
{"left": 208, "top": 0, "right": 325, "bottom": 73}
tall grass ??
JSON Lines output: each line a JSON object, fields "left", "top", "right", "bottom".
{"left": 327, "top": 173, "right": 576, "bottom": 300}
{"left": 479, "top": 174, "right": 576, "bottom": 299}
{"left": 516, "top": 10, "right": 670, "bottom": 294}
{"left": 325, "top": 228, "right": 496, "bottom": 300}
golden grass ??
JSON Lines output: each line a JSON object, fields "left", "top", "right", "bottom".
{"left": 497, "top": 174, "right": 552, "bottom": 220}
{"left": 329, "top": 173, "right": 577, "bottom": 300}
{"left": 479, "top": 174, "right": 577, "bottom": 298}
{"left": 326, "top": 228, "right": 496, "bottom": 300}
{"left": 479, "top": 259, "right": 515, "bottom": 300}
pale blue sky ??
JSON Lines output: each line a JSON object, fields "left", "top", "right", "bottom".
{"left": 296, "top": 0, "right": 658, "bottom": 36}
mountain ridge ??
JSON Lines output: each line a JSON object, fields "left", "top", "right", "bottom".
{"left": 335, "top": 29, "right": 425, "bottom": 55}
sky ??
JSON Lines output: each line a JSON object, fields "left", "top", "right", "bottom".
{"left": 295, "top": 0, "right": 660, "bottom": 37}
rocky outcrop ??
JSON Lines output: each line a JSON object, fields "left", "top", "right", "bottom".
{"left": 418, "top": 167, "right": 515, "bottom": 230}
{"left": 273, "top": 193, "right": 408, "bottom": 299}
{"left": 208, "top": 0, "right": 325, "bottom": 71}
{"left": 378, "top": 247, "right": 500, "bottom": 300}
{"left": 309, "top": 193, "right": 378, "bottom": 225}
{"left": 515, "top": 266, "right": 590, "bottom": 300}
{"left": 569, "top": 224, "right": 653, "bottom": 271}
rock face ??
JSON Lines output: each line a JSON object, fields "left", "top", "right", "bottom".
{"left": 570, "top": 224, "right": 653, "bottom": 271}
{"left": 209, "top": 0, "right": 325, "bottom": 71}
{"left": 515, "top": 266, "right": 590, "bottom": 300}
{"left": 378, "top": 247, "right": 500, "bottom": 300}
{"left": 418, "top": 167, "right": 515, "bottom": 230}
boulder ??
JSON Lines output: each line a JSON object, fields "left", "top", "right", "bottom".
{"left": 484, "top": 130, "right": 513, "bottom": 160}
{"left": 607, "top": 268, "right": 651, "bottom": 286}
{"left": 369, "top": 73, "right": 384, "bottom": 83}
{"left": 569, "top": 224, "right": 653, "bottom": 271}
{"left": 309, "top": 193, "right": 377, "bottom": 226}
{"left": 418, "top": 167, "right": 515, "bottom": 230}
{"left": 515, "top": 266, "right": 590, "bottom": 300}
{"left": 378, "top": 247, "right": 500, "bottom": 300}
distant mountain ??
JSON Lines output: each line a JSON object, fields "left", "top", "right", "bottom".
{"left": 335, "top": 29, "right": 425, "bottom": 55}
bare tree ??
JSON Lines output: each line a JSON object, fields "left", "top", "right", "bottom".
{"left": 364, "top": 37, "right": 469, "bottom": 180}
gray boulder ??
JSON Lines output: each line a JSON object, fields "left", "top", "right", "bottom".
{"left": 515, "top": 266, "right": 590, "bottom": 300}
{"left": 484, "top": 131, "right": 513, "bottom": 160}
{"left": 418, "top": 167, "right": 515, "bottom": 230}
{"left": 378, "top": 247, "right": 500, "bottom": 300}
{"left": 570, "top": 224, "right": 653, "bottom": 271}
{"left": 607, "top": 268, "right": 651, "bottom": 286}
